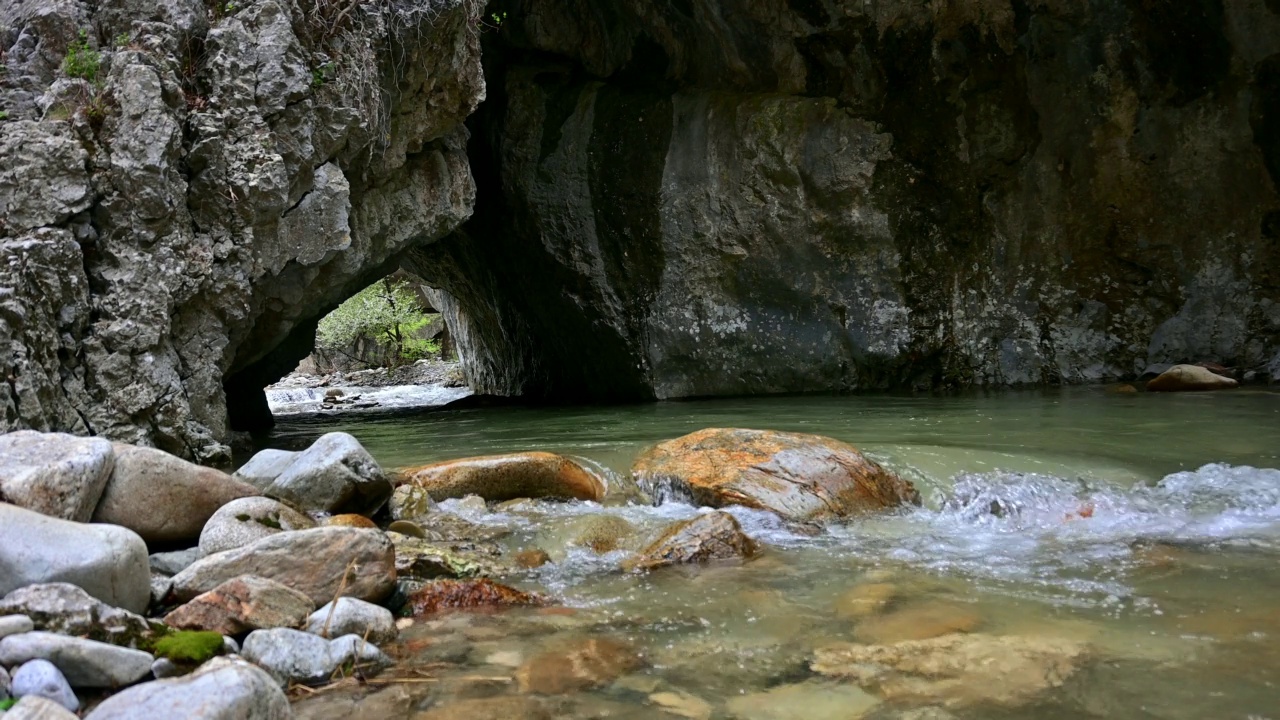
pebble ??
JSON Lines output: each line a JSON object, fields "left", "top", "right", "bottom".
{"left": 10, "top": 659, "right": 78, "bottom": 712}
{"left": 0, "top": 632, "right": 154, "bottom": 688}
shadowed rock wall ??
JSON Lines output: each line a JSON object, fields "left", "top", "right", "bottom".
{"left": 407, "top": 0, "right": 1280, "bottom": 399}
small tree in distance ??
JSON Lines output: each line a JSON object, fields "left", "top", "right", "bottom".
{"left": 316, "top": 277, "right": 439, "bottom": 368}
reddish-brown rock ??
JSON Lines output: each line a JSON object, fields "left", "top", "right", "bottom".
{"left": 325, "top": 514, "right": 378, "bottom": 529}
{"left": 632, "top": 428, "right": 919, "bottom": 521}
{"left": 164, "top": 575, "right": 314, "bottom": 635}
{"left": 516, "top": 637, "right": 645, "bottom": 694}
{"left": 400, "top": 452, "right": 605, "bottom": 503}
{"left": 405, "top": 579, "right": 542, "bottom": 617}
{"left": 625, "top": 511, "right": 757, "bottom": 572}
{"left": 515, "top": 548, "right": 552, "bottom": 568}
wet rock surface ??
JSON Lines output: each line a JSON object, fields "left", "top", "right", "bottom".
{"left": 515, "top": 637, "right": 644, "bottom": 694}
{"left": 402, "top": 452, "right": 607, "bottom": 503}
{"left": 633, "top": 428, "right": 920, "bottom": 521}
{"left": 405, "top": 579, "right": 542, "bottom": 617}
{"left": 625, "top": 511, "right": 758, "bottom": 572}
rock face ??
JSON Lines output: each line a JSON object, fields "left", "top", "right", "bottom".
{"left": 0, "top": 432, "right": 113, "bottom": 521}
{"left": 1146, "top": 364, "right": 1241, "bottom": 391}
{"left": 0, "top": 503, "right": 151, "bottom": 613}
{"left": 171, "top": 527, "right": 396, "bottom": 605}
{"left": 83, "top": 656, "right": 291, "bottom": 720}
{"left": 626, "top": 511, "right": 758, "bottom": 572}
{"left": 164, "top": 576, "right": 315, "bottom": 635}
{"left": 632, "top": 428, "right": 919, "bottom": 521}
{"left": 233, "top": 433, "right": 391, "bottom": 515}
{"left": 402, "top": 452, "right": 606, "bottom": 503}
{"left": 404, "top": 0, "right": 1280, "bottom": 401}
{"left": 0, "top": 0, "right": 484, "bottom": 458}
{"left": 92, "top": 444, "right": 258, "bottom": 543}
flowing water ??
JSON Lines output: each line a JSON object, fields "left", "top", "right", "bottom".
{"left": 262, "top": 387, "right": 1280, "bottom": 719}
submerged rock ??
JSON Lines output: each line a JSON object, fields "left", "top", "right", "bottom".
{"left": 91, "top": 444, "right": 258, "bottom": 543}
{"left": 402, "top": 452, "right": 606, "bottom": 503}
{"left": 233, "top": 433, "right": 391, "bottom": 515}
{"left": 0, "top": 632, "right": 153, "bottom": 688}
{"left": 405, "top": 579, "right": 541, "bottom": 617}
{"left": 515, "top": 548, "right": 552, "bottom": 568}
{"left": 833, "top": 582, "right": 899, "bottom": 620}
{"left": 515, "top": 637, "right": 644, "bottom": 694}
{"left": 305, "top": 597, "right": 397, "bottom": 644}
{"left": 811, "top": 633, "right": 1088, "bottom": 707}
{"left": 625, "top": 511, "right": 758, "bottom": 572}
{"left": 0, "top": 504, "right": 151, "bottom": 613}
{"left": 632, "top": 428, "right": 919, "bottom": 521}
{"left": 724, "top": 680, "right": 880, "bottom": 720}
{"left": 171, "top": 527, "right": 396, "bottom": 606}
{"left": 390, "top": 534, "right": 507, "bottom": 579}
{"left": 198, "top": 496, "right": 316, "bottom": 556}
{"left": 164, "top": 576, "right": 315, "bottom": 635}
{"left": 9, "top": 659, "right": 77, "bottom": 712}
{"left": 568, "top": 514, "right": 639, "bottom": 554}
{"left": 1146, "top": 364, "right": 1239, "bottom": 392}
{"left": 241, "top": 628, "right": 391, "bottom": 686}
{"left": 387, "top": 484, "right": 437, "bottom": 522}
{"left": 0, "top": 432, "right": 113, "bottom": 522}
{"left": 83, "top": 656, "right": 290, "bottom": 719}
{"left": 0, "top": 584, "right": 153, "bottom": 648}
{"left": 853, "top": 602, "right": 982, "bottom": 644}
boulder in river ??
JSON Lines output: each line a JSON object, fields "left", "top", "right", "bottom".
{"left": 0, "top": 584, "right": 153, "bottom": 647}
{"left": 401, "top": 452, "right": 606, "bottom": 503}
{"left": 91, "top": 444, "right": 258, "bottom": 543}
{"left": 197, "top": 496, "right": 316, "bottom": 556}
{"left": 811, "top": 633, "right": 1088, "bottom": 708}
{"left": 0, "top": 503, "right": 151, "bottom": 613}
{"left": 404, "top": 579, "right": 541, "bottom": 616}
{"left": 515, "top": 637, "right": 644, "bottom": 694}
{"left": 1146, "top": 364, "right": 1239, "bottom": 392}
{"left": 83, "top": 656, "right": 290, "bottom": 719}
{"left": 233, "top": 433, "right": 391, "bottom": 515}
{"left": 0, "top": 631, "right": 153, "bottom": 688}
{"left": 171, "top": 527, "right": 396, "bottom": 606}
{"left": 625, "top": 511, "right": 758, "bottom": 572}
{"left": 632, "top": 428, "right": 920, "bottom": 522}
{"left": 0, "top": 431, "right": 113, "bottom": 521}
{"left": 164, "top": 576, "right": 315, "bottom": 635}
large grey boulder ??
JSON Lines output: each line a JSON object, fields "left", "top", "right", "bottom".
{"left": 0, "top": 504, "right": 151, "bottom": 613}
{"left": 9, "top": 659, "right": 78, "bottom": 712}
{"left": 241, "top": 628, "right": 391, "bottom": 686}
{"left": 0, "top": 584, "right": 152, "bottom": 647}
{"left": 0, "top": 432, "right": 113, "bottom": 521}
{"left": 149, "top": 548, "right": 203, "bottom": 576}
{"left": 84, "top": 656, "right": 291, "bottom": 720}
{"left": 92, "top": 444, "right": 259, "bottom": 543}
{"left": 232, "top": 434, "right": 391, "bottom": 515}
{"left": 305, "top": 597, "right": 397, "bottom": 644}
{"left": 172, "top": 527, "right": 396, "bottom": 606}
{"left": 0, "top": 632, "right": 153, "bottom": 688}
{"left": 197, "top": 496, "right": 315, "bottom": 556}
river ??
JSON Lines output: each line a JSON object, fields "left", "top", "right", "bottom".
{"left": 262, "top": 387, "right": 1280, "bottom": 719}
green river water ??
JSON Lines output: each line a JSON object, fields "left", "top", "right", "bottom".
{"left": 263, "top": 387, "right": 1280, "bottom": 720}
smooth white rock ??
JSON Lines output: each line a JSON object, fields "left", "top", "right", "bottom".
{"left": 9, "top": 659, "right": 78, "bottom": 712}
{"left": 233, "top": 433, "right": 390, "bottom": 515}
{"left": 0, "top": 614, "right": 35, "bottom": 639}
{"left": 84, "top": 656, "right": 291, "bottom": 720}
{"left": 3, "top": 693, "right": 81, "bottom": 719}
{"left": 305, "top": 597, "right": 397, "bottom": 644}
{"left": 0, "top": 632, "right": 153, "bottom": 688}
{"left": 0, "top": 431, "right": 113, "bottom": 521}
{"left": 241, "top": 628, "right": 391, "bottom": 687}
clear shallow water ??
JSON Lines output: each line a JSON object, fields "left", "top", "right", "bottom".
{"left": 266, "top": 387, "right": 1280, "bottom": 719}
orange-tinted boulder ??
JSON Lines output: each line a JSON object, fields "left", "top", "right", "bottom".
{"left": 632, "top": 428, "right": 919, "bottom": 521}
{"left": 400, "top": 452, "right": 605, "bottom": 503}
{"left": 405, "top": 578, "right": 542, "bottom": 616}
{"left": 624, "top": 511, "right": 757, "bottom": 572}
{"left": 1146, "top": 364, "right": 1238, "bottom": 391}
{"left": 325, "top": 514, "right": 378, "bottom": 529}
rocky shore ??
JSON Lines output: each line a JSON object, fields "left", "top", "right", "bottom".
{"left": 265, "top": 361, "right": 472, "bottom": 417}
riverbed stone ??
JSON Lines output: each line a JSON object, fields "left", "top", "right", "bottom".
{"left": 725, "top": 680, "right": 880, "bottom": 720}
{"left": 402, "top": 452, "right": 606, "bottom": 503}
{"left": 625, "top": 511, "right": 758, "bottom": 572}
{"left": 834, "top": 583, "right": 899, "bottom": 619}
{"left": 0, "top": 632, "right": 153, "bottom": 688}
{"left": 91, "top": 444, "right": 259, "bottom": 543}
{"left": 164, "top": 576, "right": 315, "bottom": 635}
{"left": 233, "top": 433, "right": 391, "bottom": 515}
{"left": 172, "top": 527, "right": 396, "bottom": 605}
{"left": 5, "top": 694, "right": 81, "bottom": 719}
{"left": 387, "top": 483, "right": 436, "bottom": 521}
{"left": 811, "top": 633, "right": 1088, "bottom": 707}
{"left": 0, "top": 503, "right": 151, "bottom": 613}
{"left": 1146, "top": 364, "right": 1239, "bottom": 391}
{"left": 240, "top": 628, "right": 391, "bottom": 686}
{"left": 197, "top": 496, "right": 316, "bottom": 556}
{"left": 0, "top": 584, "right": 153, "bottom": 647}
{"left": 0, "top": 432, "right": 113, "bottom": 522}
{"left": 632, "top": 428, "right": 920, "bottom": 522}
{"left": 83, "top": 656, "right": 291, "bottom": 719}
{"left": 9, "top": 660, "right": 77, "bottom": 712}
{"left": 0, "top": 615, "right": 35, "bottom": 639}
{"left": 515, "top": 637, "right": 644, "bottom": 694}
{"left": 405, "top": 579, "right": 541, "bottom": 617}
{"left": 569, "top": 514, "right": 639, "bottom": 554}
{"left": 390, "top": 534, "right": 508, "bottom": 579}
{"left": 325, "top": 514, "right": 377, "bottom": 528}
{"left": 305, "top": 597, "right": 396, "bottom": 644}
{"left": 150, "top": 548, "right": 204, "bottom": 576}
{"left": 853, "top": 602, "right": 983, "bottom": 644}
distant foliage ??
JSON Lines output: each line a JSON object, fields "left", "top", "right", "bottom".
{"left": 317, "top": 278, "right": 439, "bottom": 367}
{"left": 63, "top": 29, "right": 100, "bottom": 82}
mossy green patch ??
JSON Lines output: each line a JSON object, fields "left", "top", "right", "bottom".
{"left": 153, "top": 630, "right": 225, "bottom": 664}
{"left": 0, "top": 697, "right": 18, "bottom": 711}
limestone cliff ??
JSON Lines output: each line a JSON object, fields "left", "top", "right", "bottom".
{"left": 406, "top": 0, "right": 1280, "bottom": 400}
{"left": 1, "top": 0, "right": 483, "bottom": 459}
